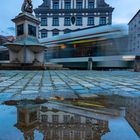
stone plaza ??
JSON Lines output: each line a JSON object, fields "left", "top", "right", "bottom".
{"left": 0, "top": 70, "right": 140, "bottom": 103}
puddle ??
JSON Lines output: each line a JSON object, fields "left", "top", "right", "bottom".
{"left": 0, "top": 95, "right": 140, "bottom": 140}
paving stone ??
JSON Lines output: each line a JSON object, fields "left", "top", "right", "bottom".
{"left": 0, "top": 70, "right": 139, "bottom": 102}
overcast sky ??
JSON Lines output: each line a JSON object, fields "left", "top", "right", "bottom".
{"left": 0, "top": 0, "right": 139, "bottom": 35}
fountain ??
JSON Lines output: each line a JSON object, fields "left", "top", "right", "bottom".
{"left": 4, "top": 0, "right": 47, "bottom": 70}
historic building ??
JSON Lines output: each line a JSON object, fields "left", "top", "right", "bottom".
{"left": 34, "top": 0, "right": 114, "bottom": 38}
{"left": 107, "top": 96, "right": 140, "bottom": 138}
{"left": 15, "top": 104, "right": 109, "bottom": 140}
{"left": 128, "top": 10, "right": 140, "bottom": 54}
{"left": 0, "top": 35, "right": 15, "bottom": 61}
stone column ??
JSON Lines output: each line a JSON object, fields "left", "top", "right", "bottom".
{"left": 94, "top": 0, "right": 97, "bottom": 8}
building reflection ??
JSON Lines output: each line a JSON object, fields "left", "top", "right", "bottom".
{"left": 15, "top": 104, "right": 40, "bottom": 140}
{"left": 15, "top": 104, "right": 109, "bottom": 140}
{"left": 106, "top": 96, "right": 140, "bottom": 138}
{"left": 125, "top": 97, "right": 140, "bottom": 137}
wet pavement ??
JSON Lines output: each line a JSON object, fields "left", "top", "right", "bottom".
{"left": 0, "top": 70, "right": 140, "bottom": 140}
{"left": 0, "top": 70, "right": 140, "bottom": 102}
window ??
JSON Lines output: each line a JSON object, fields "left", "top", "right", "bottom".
{"left": 76, "top": 1, "right": 82, "bottom": 9}
{"left": 74, "top": 115, "right": 81, "bottom": 123}
{"left": 52, "top": 30, "right": 59, "bottom": 36}
{"left": 65, "top": 2, "right": 71, "bottom": 9}
{"left": 41, "top": 32, "right": 48, "bottom": 38}
{"left": 17, "top": 24, "right": 24, "bottom": 36}
{"left": 52, "top": 115, "right": 59, "bottom": 123}
{"left": 53, "top": 17, "right": 59, "bottom": 26}
{"left": 28, "top": 25, "right": 36, "bottom": 37}
{"left": 76, "top": 17, "right": 82, "bottom": 26}
{"left": 88, "top": 1, "right": 94, "bottom": 8}
{"left": 100, "top": 17, "right": 106, "bottom": 25}
{"left": 64, "top": 115, "right": 70, "bottom": 123}
{"left": 64, "top": 17, "right": 71, "bottom": 26}
{"left": 29, "top": 112, "right": 37, "bottom": 123}
{"left": 88, "top": 17, "right": 94, "bottom": 25}
{"left": 41, "top": 115, "right": 48, "bottom": 122}
{"left": 41, "top": 18, "right": 47, "bottom": 26}
{"left": 64, "top": 29, "right": 71, "bottom": 34}
{"left": 53, "top": 1, "right": 59, "bottom": 9}
{"left": 52, "top": 17, "right": 59, "bottom": 26}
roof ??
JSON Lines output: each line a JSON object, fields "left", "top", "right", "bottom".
{"left": 128, "top": 10, "right": 140, "bottom": 24}
{"left": 4, "top": 37, "right": 47, "bottom": 48}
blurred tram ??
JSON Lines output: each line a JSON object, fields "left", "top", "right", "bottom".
{"left": 40, "top": 25, "right": 135, "bottom": 69}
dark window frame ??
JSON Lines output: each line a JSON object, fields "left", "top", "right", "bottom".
{"left": 52, "top": 17, "right": 59, "bottom": 26}
{"left": 65, "top": 1, "right": 71, "bottom": 9}
{"left": 64, "top": 17, "right": 71, "bottom": 26}
{"left": 88, "top": 17, "right": 94, "bottom": 25}
{"left": 53, "top": 1, "right": 59, "bottom": 9}
{"left": 41, "top": 18, "right": 47, "bottom": 26}
{"left": 52, "top": 30, "right": 59, "bottom": 36}
{"left": 88, "top": 1, "right": 94, "bottom": 9}
{"left": 76, "top": 1, "right": 83, "bottom": 9}
{"left": 17, "top": 24, "right": 24, "bottom": 36}
{"left": 100, "top": 17, "right": 107, "bottom": 25}
{"left": 41, "top": 32, "right": 48, "bottom": 38}
{"left": 76, "top": 17, "right": 83, "bottom": 26}
{"left": 28, "top": 24, "right": 36, "bottom": 37}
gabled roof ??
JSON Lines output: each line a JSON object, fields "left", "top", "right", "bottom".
{"left": 128, "top": 10, "right": 140, "bottom": 25}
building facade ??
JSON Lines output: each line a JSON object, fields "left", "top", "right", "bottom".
{"left": 34, "top": 0, "right": 114, "bottom": 38}
{"left": 128, "top": 10, "right": 140, "bottom": 54}
{"left": 0, "top": 35, "right": 15, "bottom": 61}
{"left": 109, "top": 96, "right": 140, "bottom": 137}
{"left": 15, "top": 104, "right": 109, "bottom": 140}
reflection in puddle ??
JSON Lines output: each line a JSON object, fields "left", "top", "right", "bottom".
{"left": 0, "top": 96, "right": 140, "bottom": 140}
{"left": 15, "top": 104, "right": 109, "bottom": 140}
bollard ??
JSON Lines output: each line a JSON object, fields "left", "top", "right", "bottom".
{"left": 134, "top": 56, "right": 140, "bottom": 72}
{"left": 88, "top": 58, "right": 93, "bottom": 70}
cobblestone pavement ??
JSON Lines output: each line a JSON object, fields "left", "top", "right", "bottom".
{"left": 0, "top": 70, "right": 140, "bottom": 102}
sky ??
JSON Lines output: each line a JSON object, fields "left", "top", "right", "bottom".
{"left": 0, "top": 0, "right": 139, "bottom": 35}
